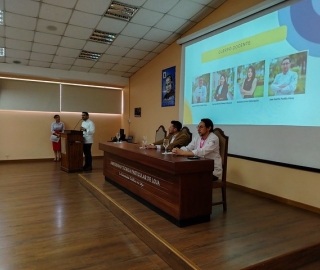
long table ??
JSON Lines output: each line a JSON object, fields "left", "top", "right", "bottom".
{"left": 99, "top": 141, "right": 214, "bottom": 227}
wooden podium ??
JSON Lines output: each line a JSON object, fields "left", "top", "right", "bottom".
{"left": 60, "top": 130, "right": 83, "bottom": 172}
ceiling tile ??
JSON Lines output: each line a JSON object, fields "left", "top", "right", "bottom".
{"left": 105, "top": 45, "right": 130, "bottom": 57}
{"left": 64, "top": 25, "right": 93, "bottom": 40}
{"left": 6, "top": 57, "right": 29, "bottom": 65}
{"left": 30, "top": 52, "right": 54, "bottom": 62}
{"left": 142, "top": 0, "right": 179, "bottom": 13}
{"left": 75, "top": 0, "right": 111, "bottom": 16}
{"left": 153, "top": 43, "right": 169, "bottom": 53}
{"left": 135, "top": 59, "right": 149, "bottom": 68}
{"left": 34, "top": 32, "right": 61, "bottom": 46}
{"left": 118, "top": 57, "right": 140, "bottom": 66}
{"left": 99, "top": 54, "right": 122, "bottom": 63}
{"left": 53, "top": 55, "right": 75, "bottom": 65}
{"left": 96, "top": 17, "right": 128, "bottom": 34}
{"left": 112, "top": 64, "right": 131, "bottom": 72}
{"left": 112, "top": 35, "right": 139, "bottom": 48}
{"left": 128, "top": 66, "right": 140, "bottom": 73}
{"left": 83, "top": 41, "right": 109, "bottom": 54}
{"left": 60, "top": 37, "right": 86, "bottom": 50}
{"left": 69, "top": 10, "right": 101, "bottom": 28}
{"left": 89, "top": 68, "right": 107, "bottom": 74}
{"left": 93, "top": 62, "right": 114, "bottom": 69}
{"left": 121, "top": 23, "right": 151, "bottom": 39}
{"left": 163, "top": 33, "right": 181, "bottom": 45}
{"left": 126, "top": 49, "right": 149, "bottom": 59}
{"left": 119, "top": 0, "right": 147, "bottom": 6}
{"left": 144, "top": 52, "right": 158, "bottom": 61}
{"left": 168, "top": 0, "right": 204, "bottom": 19}
{"left": 208, "top": 0, "right": 227, "bottom": 8}
{"left": 5, "top": 0, "right": 40, "bottom": 17}
{"left": 39, "top": 4, "right": 73, "bottom": 23}
{"left": 134, "top": 39, "right": 159, "bottom": 51}
{"left": 36, "top": 19, "right": 67, "bottom": 35}
{"left": 29, "top": 60, "right": 51, "bottom": 68}
{"left": 5, "top": 13, "right": 37, "bottom": 30}
{"left": 56, "top": 47, "right": 80, "bottom": 57}
{"left": 5, "top": 27, "right": 34, "bottom": 42}
{"left": 0, "top": 0, "right": 221, "bottom": 78}
{"left": 73, "top": 59, "right": 96, "bottom": 67}
{"left": 190, "top": 0, "right": 214, "bottom": 4}
{"left": 5, "top": 49, "right": 30, "bottom": 59}
{"left": 32, "top": 43, "right": 57, "bottom": 54}
{"left": 155, "top": 15, "right": 187, "bottom": 32}
{"left": 51, "top": 63, "right": 71, "bottom": 70}
{"left": 6, "top": 38, "right": 32, "bottom": 51}
{"left": 144, "top": 28, "right": 172, "bottom": 43}
{"left": 130, "top": 8, "right": 164, "bottom": 27}
{"left": 191, "top": 6, "right": 214, "bottom": 22}
{"left": 107, "top": 70, "right": 124, "bottom": 76}
{"left": 0, "top": 37, "right": 4, "bottom": 47}
{"left": 175, "top": 21, "right": 196, "bottom": 34}
{"left": 70, "top": 66, "right": 90, "bottom": 72}
{"left": 42, "top": 0, "right": 77, "bottom": 9}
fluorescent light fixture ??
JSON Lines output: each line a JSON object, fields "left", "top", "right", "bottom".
{"left": 105, "top": 1, "right": 139, "bottom": 22}
{"left": 90, "top": 30, "right": 117, "bottom": 45}
{"left": 0, "top": 47, "right": 5, "bottom": 56}
{"left": 0, "top": 10, "right": 3, "bottom": 25}
{"left": 78, "top": 50, "right": 101, "bottom": 61}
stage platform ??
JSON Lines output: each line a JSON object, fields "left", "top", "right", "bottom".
{"left": 79, "top": 171, "right": 320, "bottom": 270}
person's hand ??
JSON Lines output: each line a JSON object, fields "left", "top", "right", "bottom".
{"left": 145, "top": 144, "right": 156, "bottom": 149}
{"left": 172, "top": 147, "right": 179, "bottom": 155}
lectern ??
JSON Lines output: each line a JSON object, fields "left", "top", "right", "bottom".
{"left": 60, "top": 130, "right": 83, "bottom": 172}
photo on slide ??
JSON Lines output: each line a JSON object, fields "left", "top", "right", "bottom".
{"left": 211, "top": 68, "right": 235, "bottom": 102}
{"left": 192, "top": 73, "right": 210, "bottom": 104}
{"left": 268, "top": 51, "right": 307, "bottom": 96}
{"left": 236, "top": 61, "right": 265, "bottom": 99}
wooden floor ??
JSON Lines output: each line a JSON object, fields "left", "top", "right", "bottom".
{"left": 1, "top": 158, "right": 320, "bottom": 269}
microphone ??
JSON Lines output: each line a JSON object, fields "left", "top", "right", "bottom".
{"left": 73, "top": 119, "right": 82, "bottom": 130}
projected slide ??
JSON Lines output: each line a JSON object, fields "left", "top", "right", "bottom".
{"left": 183, "top": 0, "right": 320, "bottom": 127}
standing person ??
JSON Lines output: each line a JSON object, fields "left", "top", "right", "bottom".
{"left": 270, "top": 57, "right": 298, "bottom": 95}
{"left": 80, "top": 112, "right": 95, "bottom": 171}
{"left": 51, "top": 114, "right": 65, "bottom": 162}
{"left": 241, "top": 66, "right": 258, "bottom": 98}
{"left": 193, "top": 76, "right": 207, "bottom": 103}
{"left": 172, "top": 118, "right": 222, "bottom": 180}
{"left": 213, "top": 74, "right": 228, "bottom": 101}
{"left": 146, "top": 120, "right": 190, "bottom": 151}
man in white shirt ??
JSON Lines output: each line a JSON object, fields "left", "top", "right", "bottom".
{"left": 172, "top": 118, "right": 222, "bottom": 180}
{"left": 271, "top": 57, "right": 298, "bottom": 95}
{"left": 192, "top": 76, "right": 207, "bottom": 103}
{"left": 80, "top": 112, "right": 95, "bottom": 171}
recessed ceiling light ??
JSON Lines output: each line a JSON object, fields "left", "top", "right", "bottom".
{"left": 105, "top": 1, "right": 139, "bottom": 22}
{"left": 47, "top": 25, "right": 57, "bottom": 31}
{"left": 89, "top": 30, "right": 117, "bottom": 45}
{"left": 79, "top": 50, "right": 101, "bottom": 61}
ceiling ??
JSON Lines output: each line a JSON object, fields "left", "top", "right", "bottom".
{"left": 0, "top": 0, "right": 227, "bottom": 79}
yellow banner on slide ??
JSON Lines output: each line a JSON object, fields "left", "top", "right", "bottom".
{"left": 201, "top": 26, "right": 287, "bottom": 63}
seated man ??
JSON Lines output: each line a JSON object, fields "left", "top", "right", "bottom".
{"left": 172, "top": 118, "right": 222, "bottom": 180}
{"left": 146, "top": 120, "right": 190, "bottom": 151}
